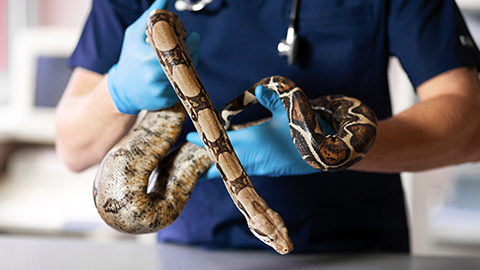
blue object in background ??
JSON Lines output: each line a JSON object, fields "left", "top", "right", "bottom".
{"left": 35, "top": 56, "right": 72, "bottom": 108}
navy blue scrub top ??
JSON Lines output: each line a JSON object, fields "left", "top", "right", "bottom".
{"left": 69, "top": 0, "right": 480, "bottom": 253}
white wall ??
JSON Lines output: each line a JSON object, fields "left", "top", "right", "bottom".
{"left": 0, "top": 0, "right": 90, "bottom": 103}
{"left": 0, "top": 0, "right": 90, "bottom": 142}
{"left": 36, "top": 0, "right": 90, "bottom": 27}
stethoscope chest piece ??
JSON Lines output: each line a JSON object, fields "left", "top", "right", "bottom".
{"left": 278, "top": 0, "right": 300, "bottom": 65}
{"left": 278, "top": 26, "right": 299, "bottom": 65}
{"left": 175, "top": 0, "right": 214, "bottom": 11}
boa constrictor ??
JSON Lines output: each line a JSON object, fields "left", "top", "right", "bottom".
{"left": 93, "top": 10, "right": 377, "bottom": 255}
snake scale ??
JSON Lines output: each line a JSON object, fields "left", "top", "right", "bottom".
{"left": 93, "top": 10, "right": 377, "bottom": 255}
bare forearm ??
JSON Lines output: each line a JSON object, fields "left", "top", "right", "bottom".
{"left": 352, "top": 67, "right": 480, "bottom": 173}
{"left": 55, "top": 69, "right": 136, "bottom": 172}
{"left": 353, "top": 96, "right": 478, "bottom": 172}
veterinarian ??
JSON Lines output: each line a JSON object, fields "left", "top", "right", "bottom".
{"left": 55, "top": 0, "right": 480, "bottom": 253}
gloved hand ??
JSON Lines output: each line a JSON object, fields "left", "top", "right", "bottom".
{"left": 187, "top": 85, "right": 334, "bottom": 180}
{"left": 107, "top": 0, "right": 201, "bottom": 115}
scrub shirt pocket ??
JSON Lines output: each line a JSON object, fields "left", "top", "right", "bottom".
{"left": 298, "top": 3, "right": 373, "bottom": 31}
{"left": 295, "top": 2, "right": 379, "bottom": 97}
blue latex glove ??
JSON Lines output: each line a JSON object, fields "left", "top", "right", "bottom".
{"left": 107, "top": 0, "right": 201, "bottom": 115}
{"left": 187, "top": 85, "right": 334, "bottom": 180}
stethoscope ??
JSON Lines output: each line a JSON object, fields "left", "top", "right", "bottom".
{"left": 175, "top": 0, "right": 214, "bottom": 12}
{"left": 175, "top": 0, "right": 300, "bottom": 64}
{"left": 277, "top": 0, "right": 300, "bottom": 65}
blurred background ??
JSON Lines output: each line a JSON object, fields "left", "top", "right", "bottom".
{"left": 0, "top": 0, "right": 480, "bottom": 256}
{"left": 0, "top": 0, "right": 156, "bottom": 245}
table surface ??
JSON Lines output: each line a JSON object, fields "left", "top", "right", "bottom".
{"left": 1, "top": 235, "right": 480, "bottom": 270}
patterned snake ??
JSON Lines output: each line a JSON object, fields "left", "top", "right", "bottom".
{"left": 93, "top": 10, "right": 377, "bottom": 255}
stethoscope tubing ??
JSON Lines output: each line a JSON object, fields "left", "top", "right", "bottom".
{"left": 175, "top": 0, "right": 300, "bottom": 64}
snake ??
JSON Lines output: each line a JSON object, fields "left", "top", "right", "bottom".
{"left": 93, "top": 10, "right": 377, "bottom": 255}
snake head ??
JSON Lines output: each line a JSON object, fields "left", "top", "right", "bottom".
{"left": 248, "top": 208, "right": 294, "bottom": 255}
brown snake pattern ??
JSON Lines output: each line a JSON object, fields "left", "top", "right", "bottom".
{"left": 93, "top": 10, "right": 377, "bottom": 255}
{"left": 221, "top": 76, "right": 378, "bottom": 172}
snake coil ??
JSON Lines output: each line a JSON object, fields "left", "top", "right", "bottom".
{"left": 93, "top": 10, "right": 377, "bottom": 255}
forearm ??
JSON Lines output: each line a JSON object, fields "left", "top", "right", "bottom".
{"left": 55, "top": 68, "right": 137, "bottom": 172}
{"left": 351, "top": 67, "right": 480, "bottom": 173}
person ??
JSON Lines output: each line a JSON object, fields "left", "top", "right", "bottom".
{"left": 55, "top": 0, "right": 480, "bottom": 253}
